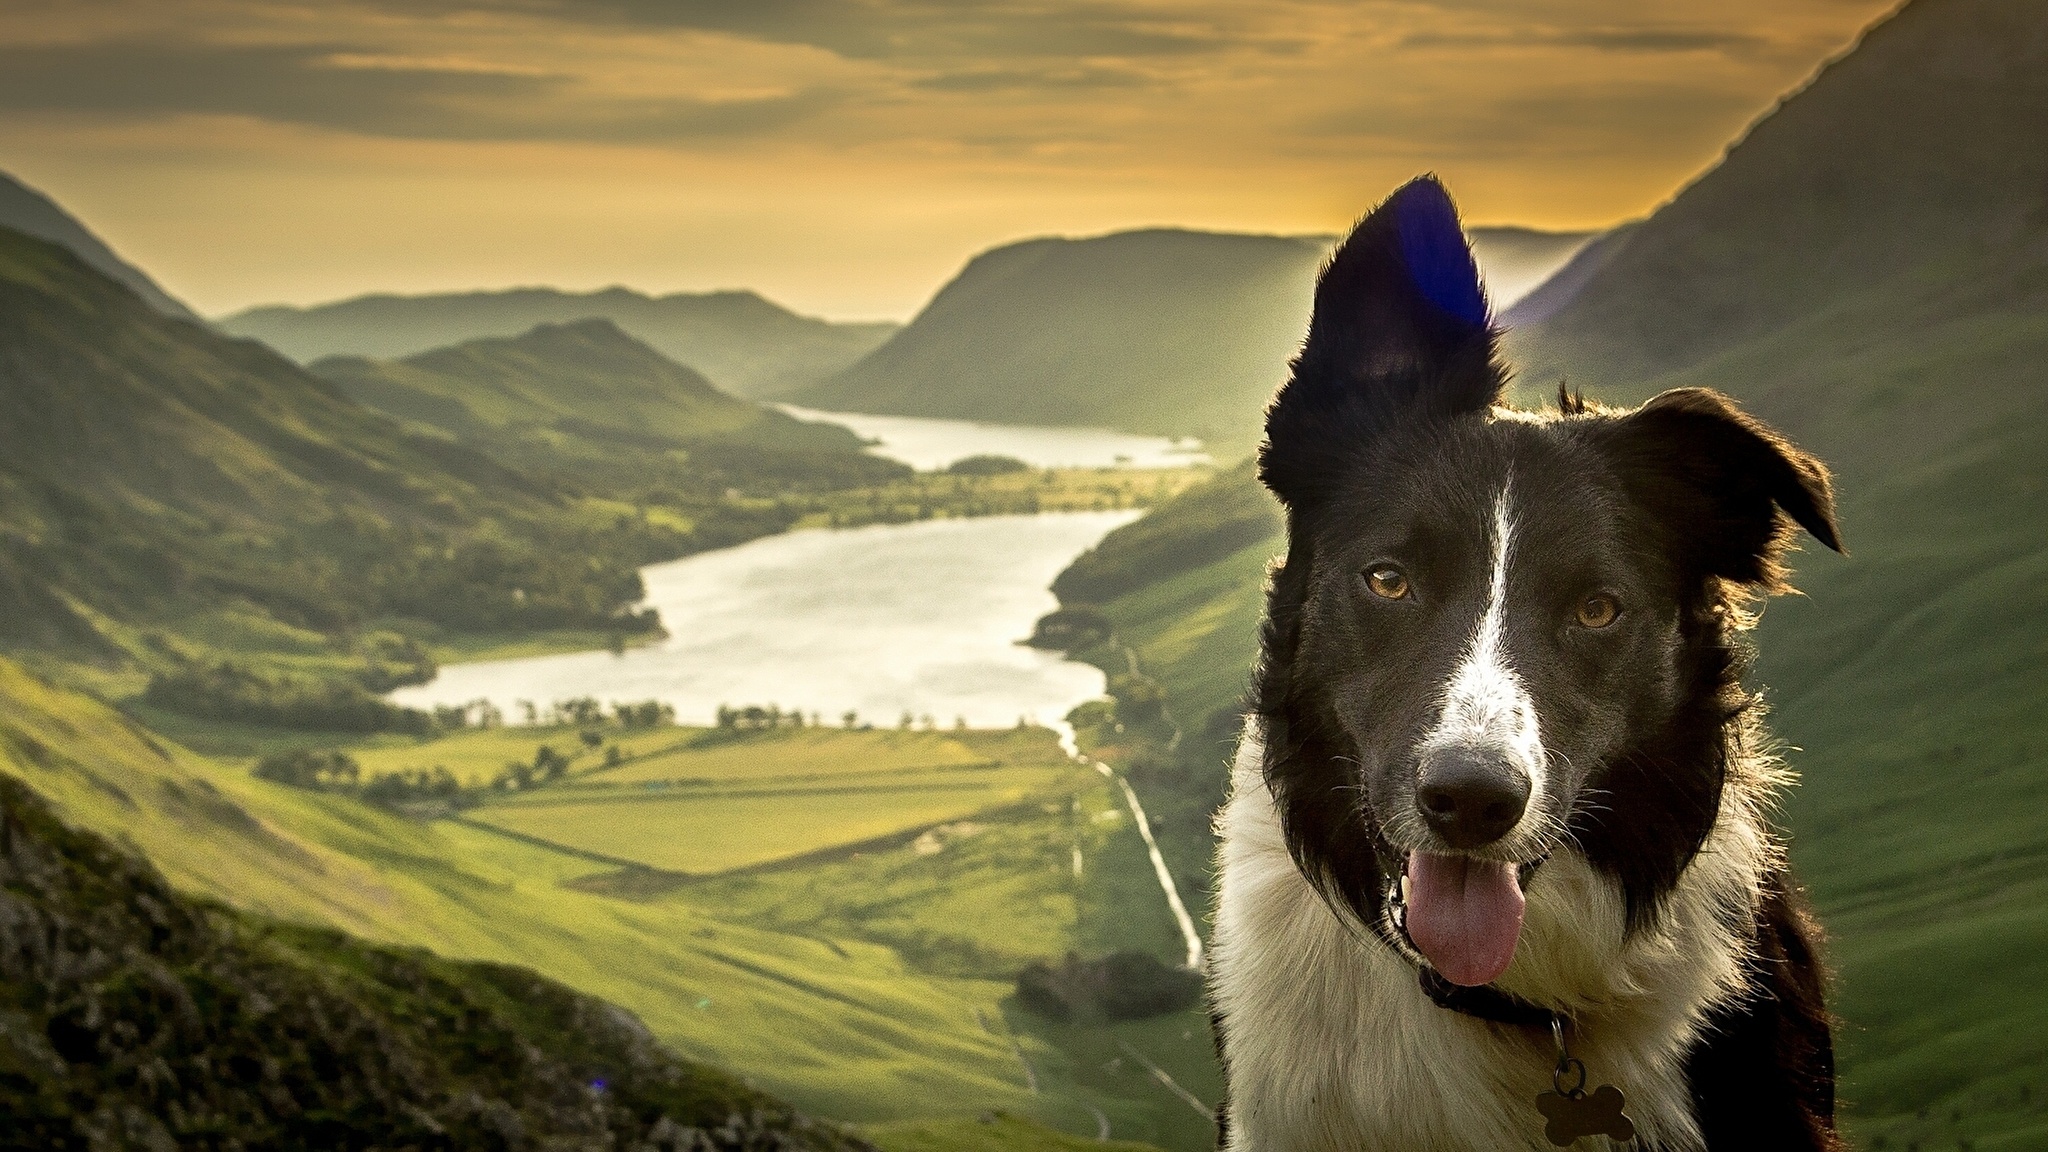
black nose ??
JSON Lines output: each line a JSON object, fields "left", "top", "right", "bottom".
{"left": 1416, "top": 749, "right": 1531, "bottom": 849}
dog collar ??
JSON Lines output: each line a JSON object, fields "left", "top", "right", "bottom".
{"left": 1416, "top": 966, "right": 1560, "bottom": 1028}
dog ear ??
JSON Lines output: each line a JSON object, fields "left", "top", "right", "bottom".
{"left": 1261, "top": 175, "right": 1502, "bottom": 509}
{"left": 1603, "top": 387, "right": 1843, "bottom": 588}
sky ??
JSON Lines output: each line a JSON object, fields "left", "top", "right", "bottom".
{"left": 0, "top": 0, "right": 1901, "bottom": 321}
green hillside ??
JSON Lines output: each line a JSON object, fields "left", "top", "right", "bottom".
{"left": 219, "top": 286, "right": 898, "bottom": 399}
{"left": 0, "top": 656, "right": 1208, "bottom": 1149}
{"left": 0, "top": 226, "right": 915, "bottom": 728}
{"left": 789, "top": 227, "right": 1588, "bottom": 456}
{"left": 1050, "top": 1, "right": 2048, "bottom": 1147}
{"left": 0, "top": 167, "right": 199, "bottom": 321}
{"left": 0, "top": 222, "right": 641, "bottom": 656}
{"left": 792, "top": 230, "right": 1324, "bottom": 455}
{"left": 313, "top": 318, "right": 773, "bottom": 441}
{"left": 0, "top": 765, "right": 866, "bottom": 1150}
{"left": 309, "top": 319, "right": 905, "bottom": 498}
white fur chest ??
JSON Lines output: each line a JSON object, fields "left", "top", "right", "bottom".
{"left": 1209, "top": 723, "right": 1769, "bottom": 1152}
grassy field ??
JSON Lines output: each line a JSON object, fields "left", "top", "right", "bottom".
{"left": 461, "top": 727, "right": 1091, "bottom": 873}
{"left": 595, "top": 728, "right": 1002, "bottom": 785}
{"left": 0, "top": 658, "right": 1218, "bottom": 1149}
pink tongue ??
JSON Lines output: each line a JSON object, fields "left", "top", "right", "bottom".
{"left": 1406, "top": 853, "right": 1526, "bottom": 987}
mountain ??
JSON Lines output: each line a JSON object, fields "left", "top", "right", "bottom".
{"left": 791, "top": 227, "right": 1588, "bottom": 455}
{"left": 0, "top": 168, "right": 201, "bottom": 322}
{"left": 1056, "top": 1, "right": 2048, "bottom": 1146}
{"left": 1465, "top": 226, "right": 1596, "bottom": 313}
{"left": 0, "top": 221, "right": 580, "bottom": 651}
{"left": 309, "top": 319, "right": 907, "bottom": 511}
{"left": 0, "top": 767, "right": 868, "bottom": 1150}
{"left": 792, "top": 230, "right": 1325, "bottom": 452}
{"left": 0, "top": 223, "right": 896, "bottom": 733}
{"left": 1497, "top": 223, "right": 1639, "bottom": 327}
{"left": 311, "top": 317, "right": 858, "bottom": 451}
{"left": 0, "top": 222, "right": 900, "bottom": 642}
{"left": 218, "top": 286, "right": 899, "bottom": 399}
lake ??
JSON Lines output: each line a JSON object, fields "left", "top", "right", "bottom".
{"left": 392, "top": 510, "right": 1140, "bottom": 729}
{"left": 776, "top": 404, "right": 1208, "bottom": 471}
{"left": 393, "top": 411, "right": 1201, "bottom": 729}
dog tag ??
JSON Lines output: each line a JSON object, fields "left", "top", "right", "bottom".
{"left": 1535, "top": 1084, "right": 1634, "bottom": 1147}
{"left": 1537, "top": 1019, "right": 1635, "bottom": 1146}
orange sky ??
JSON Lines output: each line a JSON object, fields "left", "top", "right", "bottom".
{"left": 0, "top": 0, "right": 1901, "bottom": 320}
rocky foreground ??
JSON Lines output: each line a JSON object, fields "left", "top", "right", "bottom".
{"left": 0, "top": 771, "right": 876, "bottom": 1152}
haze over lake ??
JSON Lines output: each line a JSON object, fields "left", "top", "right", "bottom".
{"left": 393, "top": 509, "right": 1140, "bottom": 729}
{"left": 778, "top": 404, "right": 1208, "bottom": 470}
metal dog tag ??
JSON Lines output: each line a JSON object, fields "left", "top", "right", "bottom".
{"left": 1536, "top": 1019, "right": 1635, "bottom": 1146}
{"left": 1536, "top": 1083, "right": 1634, "bottom": 1146}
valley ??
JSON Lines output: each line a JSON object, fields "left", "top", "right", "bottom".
{"left": 2, "top": 0, "right": 2045, "bottom": 1147}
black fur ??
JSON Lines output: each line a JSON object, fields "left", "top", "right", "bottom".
{"left": 1230, "top": 176, "right": 1844, "bottom": 1148}
{"left": 1687, "top": 875, "right": 1841, "bottom": 1150}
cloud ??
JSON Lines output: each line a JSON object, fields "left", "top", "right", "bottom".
{"left": 0, "top": 39, "right": 836, "bottom": 142}
{"left": 910, "top": 65, "right": 1153, "bottom": 93}
{"left": 1399, "top": 25, "right": 1769, "bottom": 54}
{"left": 1307, "top": 77, "right": 1767, "bottom": 163}
{"left": 383, "top": 0, "right": 1237, "bottom": 61}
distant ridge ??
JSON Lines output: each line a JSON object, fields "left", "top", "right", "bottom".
{"left": 1466, "top": 226, "right": 1597, "bottom": 314}
{"left": 1497, "top": 223, "right": 1638, "bottom": 327}
{"left": 219, "top": 286, "right": 898, "bottom": 400}
{"left": 309, "top": 316, "right": 868, "bottom": 454}
{"left": 791, "top": 225, "right": 1591, "bottom": 454}
{"left": 0, "top": 169, "right": 200, "bottom": 322}
{"left": 793, "top": 229, "right": 1325, "bottom": 453}
{"left": 1506, "top": 0, "right": 2048, "bottom": 393}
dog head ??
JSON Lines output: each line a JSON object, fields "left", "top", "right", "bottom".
{"left": 1254, "top": 176, "right": 1841, "bottom": 988}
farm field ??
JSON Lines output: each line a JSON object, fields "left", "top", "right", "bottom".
{"left": 592, "top": 728, "right": 1007, "bottom": 787}
{"left": 468, "top": 769, "right": 1076, "bottom": 873}
{"left": 0, "top": 659, "right": 1216, "bottom": 1149}
{"left": 464, "top": 726, "right": 1092, "bottom": 873}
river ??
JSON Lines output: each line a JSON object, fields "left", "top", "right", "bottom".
{"left": 391, "top": 411, "right": 1187, "bottom": 728}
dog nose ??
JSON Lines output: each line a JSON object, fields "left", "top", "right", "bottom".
{"left": 1416, "top": 749, "right": 1531, "bottom": 849}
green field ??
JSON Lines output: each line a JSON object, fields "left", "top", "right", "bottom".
{"left": 0, "top": 657, "right": 1216, "bottom": 1149}
{"left": 461, "top": 727, "right": 1091, "bottom": 873}
{"left": 469, "top": 771, "right": 1073, "bottom": 874}
{"left": 597, "top": 728, "right": 1002, "bottom": 786}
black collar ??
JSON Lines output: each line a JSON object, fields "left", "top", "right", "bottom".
{"left": 1417, "top": 966, "right": 1561, "bottom": 1029}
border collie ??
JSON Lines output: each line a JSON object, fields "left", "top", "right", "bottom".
{"left": 1208, "top": 177, "right": 1844, "bottom": 1151}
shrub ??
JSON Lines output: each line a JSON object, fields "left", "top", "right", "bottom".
{"left": 361, "top": 766, "right": 463, "bottom": 808}
{"left": 252, "top": 749, "right": 361, "bottom": 790}
{"left": 946, "top": 454, "right": 1031, "bottom": 476}
{"left": 1025, "top": 606, "right": 1114, "bottom": 651}
{"left": 613, "top": 699, "right": 674, "bottom": 728}
{"left": 145, "top": 663, "right": 433, "bottom": 734}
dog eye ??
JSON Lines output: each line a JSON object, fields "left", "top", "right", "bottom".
{"left": 1363, "top": 566, "right": 1410, "bottom": 600}
{"left": 1575, "top": 594, "right": 1620, "bottom": 629}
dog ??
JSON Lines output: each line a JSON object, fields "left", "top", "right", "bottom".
{"left": 1207, "top": 177, "right": 1844, "bottom": 1151}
